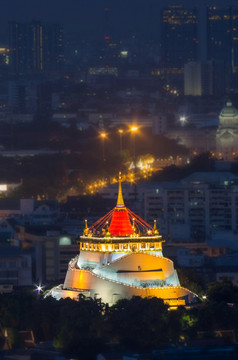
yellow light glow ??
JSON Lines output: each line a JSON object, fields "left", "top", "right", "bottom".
{"left": 0, "top": 185, "right": 7, "bottom": 191}
{"left": 118, "top": 129, "right": 124, "bottom": 134}
{"left": 100, "top": 132, "right": 106, "bottom": 138}
{"left": 130, "top": 126, "right": 138, "bottom": 132}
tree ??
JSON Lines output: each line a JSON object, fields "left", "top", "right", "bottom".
{"left": 106, "top": 296, "right": 169, "bottom": 351}
{"left": 207, "top": 279, "right": 238, "bottom": 303}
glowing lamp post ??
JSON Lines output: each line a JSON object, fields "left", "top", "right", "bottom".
{"left": 100, "top": 132, "right": 106, "bottom": 161}
{"left": 130, "top": 125, "right": 138, "bottom": 169}
{"left": 130, "top": 126, "right": 138, "bottom": 132}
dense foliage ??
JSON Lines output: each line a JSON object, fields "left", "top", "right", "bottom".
{"left": 1, "top": 279, "right": 238, "bottom": 359}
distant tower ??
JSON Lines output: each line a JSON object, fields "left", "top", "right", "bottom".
{"left": 8, "top": 21, "right": 64, "bottom": 76}
{"left": 160, "top": 5, "right": 198, "bottom": 69}
{"left": 206, "top": 6, "right": 238, "bottom": 75}
{"left": 207, "top": 7, "right": 233, "bottom": 70}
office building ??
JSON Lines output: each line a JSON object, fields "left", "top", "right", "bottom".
{"left": 161, "top": 5, "right": 198, "bottom": 69}
{"left": 207, "top": 6, "right": 238, "bottom": 74}
{"left": 144, "top": 172, "right": 238, "bottom": 242}
{"left": 9, "top": 21, "right": 64, "bottom": 75}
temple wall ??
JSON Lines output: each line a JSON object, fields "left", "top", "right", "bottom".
{"left": 77, "top": 250, "right": 128, "bottom": 268}
{"left": 63, "top": 268, "right": 196, "bottom": 305}
{"left": 94, "top": 267, "right": 167, "bottom": 283}
{"left": 100, "top": 253, "right": 174, "bottom": 278}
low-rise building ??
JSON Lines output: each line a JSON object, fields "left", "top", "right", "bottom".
{"left": 0, "top": 246, "right": 32, "bottom": 286}
{"left": 0, "top": 199, "right": 59, "bottom": 224}
{"left": 17, "top": 224, "right": 78, "bottom": 283}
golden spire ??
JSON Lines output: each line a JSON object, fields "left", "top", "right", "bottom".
{"left": 104, "top": 221, "right": 111, "bottom": 238}
{"left": 83, "top": 219, "right": 89, "bottom": 236}
{"left": 153, "top": 219, "right": 159, "bottom": 235}
{"left": 116, "top": 172, "right": 125, "bottom": 207}
{"left": 132, "top": 218, "right": 137, "bottom": 235}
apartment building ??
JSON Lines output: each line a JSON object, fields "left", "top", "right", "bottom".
{"left": 144, "top": 172, "right": 238, "bottom": 242}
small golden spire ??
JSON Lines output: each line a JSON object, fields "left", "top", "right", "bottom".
{"left": 153, "top": 219, "right": 159, "bottom": 235}
{"left": 104, "top": 221, "right": 111, "bottom": 238}
{"left": 83, "top": 219, "right": 89, "bottom": 236}
{"left": 116, "top": 172, "right": 125, "bottom": 207}
{"left": 132, "top": 218, "right": 137, "bottom": 235}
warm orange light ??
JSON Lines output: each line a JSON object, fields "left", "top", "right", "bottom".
{"left": 130, "top": 126, "right": 138, "bottom": 132}
{"left": 118, "top": 129, "right": 124, "bottom": 134}
{"left": 100, "top": 132, "right": 106, "bottom": 138}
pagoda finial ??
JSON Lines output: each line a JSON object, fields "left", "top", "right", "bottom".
{"left": 132, "top": 218, "right": 137, "bottom": 235}
{"left": 153, "top": 219, "right": 159, "bottom": 235}
{"left": 83, "top": 219, "right": 89, "bottom": 236}
{"left": 104, "top": 221, "right": 111, "bottom": 238}
{"left": 117, "top": 172, "right": 125, "bottom": 207}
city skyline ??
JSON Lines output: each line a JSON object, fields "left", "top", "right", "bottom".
{"left": 1, "top": 0, "right": 238, "bottom": 45}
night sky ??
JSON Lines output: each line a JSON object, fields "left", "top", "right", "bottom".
{"left": 1, "top": 0, "right": 238, "bottom": 45}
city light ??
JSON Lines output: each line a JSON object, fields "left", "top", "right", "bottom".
{"left": 100, "top": 132, "right": 107, "bottom": 161}
{"left": 179, "top": 115, "right": 187, "bottom": 126}
{"left": 130, "top": 126, "right": 138, "bottom": 132}
{"left": 100, "top": 132, "right": 106, "bottom": 138}
{"left": 35, "top": 284, "right": 44, "bottom": 294}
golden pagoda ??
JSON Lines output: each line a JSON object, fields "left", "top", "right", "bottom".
{"left": 50, "top": 176, "right": 198, "bottom": 307}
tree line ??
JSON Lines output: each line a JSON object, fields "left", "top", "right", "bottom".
{"left": 0, "top": 279, "right": 238, "bottom": 359}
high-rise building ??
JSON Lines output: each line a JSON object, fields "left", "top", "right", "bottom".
{"left": 207, "top": 6, "right": 238, "bottom": 73}
{"left": 8, "top": 21, "right": 64, "bottom": 76}
{"left": 184, "top": 61, "right": 218, "bottom": 96}
{"left": 160, "top": 5, "right": 198, "bottom": 69}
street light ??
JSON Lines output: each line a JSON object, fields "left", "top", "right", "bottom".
{"left": 130, "top": 126, "right": 138, "bottom": 133}
{"left": 118, "top": 129, "right": 124, "bottom": 156}
{"left": 100, "top": 132, "right": 107, "bottom": 161}
{"left": 130, "top": 125, "right": 138, "bottom": 169}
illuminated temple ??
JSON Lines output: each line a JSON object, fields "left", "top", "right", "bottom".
{"left": 50, "top": 176, "right": 197, "bottom": 306}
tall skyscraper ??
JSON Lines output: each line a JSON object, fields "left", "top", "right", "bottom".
{"left": 160, "top": 5, "right": 198, "bottom": 69}
{"left": 9, "top": 21, "right": 64, "bottom": 76}
{"left": 207, "top": 6, "right": 238, "bottom": 73}
{"left": 207, "top": 7, "right": 232, "bottom": 69}
{"left": 184, "top": 60, "right": 226, "bottom": 96}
